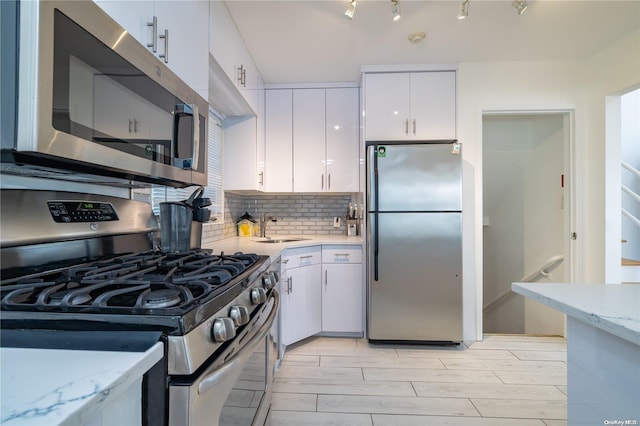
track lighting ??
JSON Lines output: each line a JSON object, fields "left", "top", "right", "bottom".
{"left": 391, "top": 0, "right": 401, "bottom": 21}
{"left": 512, "top": 0, "right": 528, "bottom": 15}
{"left": 344, "top": 0, "right": 356, "bottom": 20}
{"left": 457, "top": 0, "right": 469, "bottom": 20}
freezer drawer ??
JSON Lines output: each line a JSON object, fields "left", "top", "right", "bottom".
{"left": 367, "top": 143, "right": 462, "bottom": 212}
{"left": 367, "top": 212, "right": 462, "bottom": 342}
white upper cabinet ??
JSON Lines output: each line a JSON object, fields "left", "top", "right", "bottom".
{"left": 209, "top": 1, "right": 260, "bottom": 114}
{"left": 364, "top": 71, "right": 456, "bottom": 141}
{"left": 293, "top": 89, "right": 326, "bottom": 192}
{"left": 223, "top": 77, "right": 266, "bottom": 192}
{"left": 267, "top": 87, "right": 359, "bottom": 193}
{"left": 325, "top": 88, "right": 359, "bottom": 192}
{"left": 94, "top": 0, "right": 209, "bottom": 98}
{"left": 265, "top": 90, "right": 293, "bottom": 192}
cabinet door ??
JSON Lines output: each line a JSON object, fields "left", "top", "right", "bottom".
{"left": 265, "top": 90, "right": 293, "bottom": 192}
{"left": 223, "top": 115, "right": 258, "bottom": 191}
{"left": 364, "top": 73, "right": 410, "bottom": 141}
{"left": 154, "top": 1, "right": 209, "bottom": 97}
{"left": 293, "top": 89, "right": 326, "bottom": 192}
{"left": 92, "top": 75, "right": 134, "bottom": 139}
{"left": 322, "top": 264, "right": 363, "bottom": 333}
{"left": 326, "top": 88, "right": 359, "bottom": 192}
{"left": 410, "top": 72, "right": 456, "bottom": 140}
{"left": 281, "top": 264, "right": 322, "bottom": 346}
{"left": 94, "top": 1, "right": 155, "bottom": 47}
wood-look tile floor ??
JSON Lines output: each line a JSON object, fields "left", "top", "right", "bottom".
{"left": 271, "top": 334, "right": 567, "bottom": 426}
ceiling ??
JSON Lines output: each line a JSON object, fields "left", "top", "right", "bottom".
{"left": 223, "top": 0, "right": 640, "bottom": 84}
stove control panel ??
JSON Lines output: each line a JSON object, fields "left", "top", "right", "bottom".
{"left": 47, "top": 201, "right": 119, "bottom": 223}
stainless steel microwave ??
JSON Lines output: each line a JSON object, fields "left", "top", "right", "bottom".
{"left": 1, "top": 1, "right": 207, "bottom": 187}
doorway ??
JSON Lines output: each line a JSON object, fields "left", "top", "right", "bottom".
{"left": 482, "top": 112, "right": 570, "bottom": 335}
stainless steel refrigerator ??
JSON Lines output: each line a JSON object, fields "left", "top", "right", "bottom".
{"left": 367, "top": 141, "right": 463, "bottom": 343}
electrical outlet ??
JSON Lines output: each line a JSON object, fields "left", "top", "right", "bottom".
{"left": 333, "top": 217, "right": 341, "bottom": 228}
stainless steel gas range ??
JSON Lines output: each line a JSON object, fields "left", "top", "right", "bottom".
{"left": 0, "top": 189, "right": 279, "bottom": 426}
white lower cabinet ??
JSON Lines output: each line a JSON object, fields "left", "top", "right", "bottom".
{"left": 280, "top": 244, "right": 364, "bottom": 348}
{"left": 280, "top": 247, "right": 321, "bottom": 346}
{"left": 321, "top": 245, "right": 363, "bottom": 334}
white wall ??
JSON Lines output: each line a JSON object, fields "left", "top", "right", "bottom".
{"left": 589, "top": 29, "right": 640, "bottom": 284}
{"left": 458, "top": 60, "right": 585, "bottom": 341}
{"left": 459, "top": 28, "right": 640, "bottom": 341}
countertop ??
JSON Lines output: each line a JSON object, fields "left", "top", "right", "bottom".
{"left": 0, "top": 342, "right": 163, "bottom": 425}
{"left": 511, "top": 283, "right": 640, "bottom": 345}
{"left": 203, "top": 235, "right": 364, "bottom": 261}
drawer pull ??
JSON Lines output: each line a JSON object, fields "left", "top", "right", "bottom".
{"left": 300, "top": 255, "right": 313, "bottom": 259}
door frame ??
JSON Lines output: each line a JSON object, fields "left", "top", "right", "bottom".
{"left": 476, "top": 108, "right": 580, "bottom": 338}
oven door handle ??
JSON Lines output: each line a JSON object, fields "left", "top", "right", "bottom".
{"left": 197, "top": 289, "right": 279, "bottom": 395}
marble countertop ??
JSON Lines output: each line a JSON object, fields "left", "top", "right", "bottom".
{"left": 203, "top": 235, "right": 364, "bottom": 261}
{"left": 0, "top": 342, "right": 163, "bottom": 425}
{"left": 512, "top": 283, "right": 640, "bottom": 345}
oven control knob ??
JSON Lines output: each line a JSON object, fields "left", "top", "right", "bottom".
{"left": 250, "top": 288, "right": 267, "bottom": 305}
{"left": 229, "top": 306, "right": 250, "bottom": 326}
{"left": 212, "top": 318, "right": 236, "bottom": 342}
{"left": 262, "top": 272, "right": 276, "bottom": 290}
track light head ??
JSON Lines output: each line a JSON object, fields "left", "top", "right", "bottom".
{"left": 344, "top": 0, "right": 356, "bottom": 20}
{"left": 457, "top": 0, "right": 469, "bottom": 20}
{"left": 391, "top": 0, "right": 401, "bottom": 21}
{"left": 512, "top": 0, "right": 528, "bottom": 15}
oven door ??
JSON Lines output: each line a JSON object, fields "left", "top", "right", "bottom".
{"left": 168, "top": 289, "right": 279, "bottom": 426}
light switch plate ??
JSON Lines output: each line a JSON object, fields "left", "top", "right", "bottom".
{"left": 333, "top": 217, "right": 341, "bottom": 228}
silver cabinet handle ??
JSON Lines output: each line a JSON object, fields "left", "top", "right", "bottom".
{"left": 237, "top": 65, "right": 246, "bottom": 87}
{"left": 412, "top": 119, "right": 416, "bottom": 135}
{"left": 405, "top": 119, "right": 409, "bottom": 135}
{"left": 128, "top": 119, "right": 133, "bottom": 133}
{"left": 159, "top": 29, "right": 169, "bottom": 63}
{"left": 133, "top": 119, "right": 138, "bottom": 133}
{"left": 335, "top": 253, "right": 350, "bottom": 258}
{"left": 259, "top": 171, "right": 264, "bottom": 185}
{"left": 328, "top": 174, "right": 331, "bottom": 191}
{"left": 282, "top": 258, "right": 289, "bottom": 264}
{"left": 321, "top": 174, "right": 324, "bottom": 190}
{"left": 146, "top": 16, "right": 157, "bottom": 52}
{"left": 325, "top": 270, "right": 328, "bottom": 287}
{"left": 287, "top": 276, "right": 293, "bottom": 294}
{"left": 300, "top": 255, "right": 313, "bottom": 259}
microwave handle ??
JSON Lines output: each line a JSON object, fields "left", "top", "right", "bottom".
{"left": 173, "top": 103, "right": 199, "bottom": 170}
{"left": 192, "top": 104, "right": 200, "bottom": 172}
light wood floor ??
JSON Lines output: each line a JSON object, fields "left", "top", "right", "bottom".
{"left": 271, "top": 334, "right": 567, "bottom": 426}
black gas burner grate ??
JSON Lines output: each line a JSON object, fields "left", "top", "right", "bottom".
{"left": 0, "top": 250, "right": 262, "bottom": 315}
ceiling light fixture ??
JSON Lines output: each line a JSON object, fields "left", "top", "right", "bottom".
{"left": 344, "top": 0, "right": 357, "bottom": 20}
{"left": 457, "top": 0, "right": 469, "bottom": 20}
{"left": 512, "top": 0, "right": 528, "bottom": 15}
{"left": 391, "top": 0, "right": 401, "bottom": 21}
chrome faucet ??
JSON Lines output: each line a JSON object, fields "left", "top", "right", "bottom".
{"left": 259, "top": 213, "right": 277, "bottom": 238}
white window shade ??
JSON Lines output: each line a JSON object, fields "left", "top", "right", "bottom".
{"left": 203, "top": 109, "right": 224, "bottom": 221}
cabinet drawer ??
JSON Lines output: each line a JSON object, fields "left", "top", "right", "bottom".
{"left": 282, "top": 246, "right": 321, "bottom": 268}
{"left": 322, "top": 245, "right": 362, "bottom": 264}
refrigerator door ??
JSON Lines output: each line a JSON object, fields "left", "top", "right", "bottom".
{"left": 367, "top": 143, "right": 461, "bottom": 212}
{"left": 368, "top": 212, "right": 462, "bottom": 342}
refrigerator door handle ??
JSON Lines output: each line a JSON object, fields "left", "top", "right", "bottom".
{"left": 373, "top": 213, "right": 379, "bottom": 281}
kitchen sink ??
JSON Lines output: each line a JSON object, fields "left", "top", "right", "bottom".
{"left": 253, "top": 238, "right": 309, "bottom": 244}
